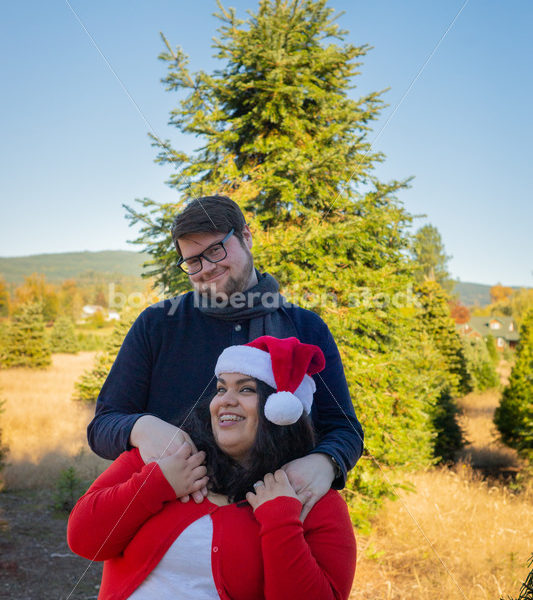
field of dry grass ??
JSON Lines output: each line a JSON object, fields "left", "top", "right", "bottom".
{"left": 352, "top": 382, "right": 532, "bottom": 600}
{"left": 352, "top": 465, "right": 532, "bottom": 599}
{"left": 0, "top": 355, "right": 531, "bottom": 599}
{"left": 0, "top": 352, "right": 108, "bottom": 489}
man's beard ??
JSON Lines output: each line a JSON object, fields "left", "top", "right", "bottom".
{"left": 196, "top": 251, "right": 254, "bottom": 302}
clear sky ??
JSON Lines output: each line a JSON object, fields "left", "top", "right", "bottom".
{"left": 1, "top": 1, "right": 531, "bottom": 286}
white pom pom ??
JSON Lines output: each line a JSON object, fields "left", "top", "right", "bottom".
{"left": 264, "top": 391, "right": 303, "bottom": 425}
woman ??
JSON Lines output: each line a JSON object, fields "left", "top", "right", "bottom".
{"left": 68, "top": 336, "right": 357, "bottom": 599}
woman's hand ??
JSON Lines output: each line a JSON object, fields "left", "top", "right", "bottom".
{"left": 130, "top": 415, "right": 208, "bottom": 503}
{"left": 157, "top": 442, "right": 209, "bottom": 500}
{"left": 246, "top": 469, "right": 308, "bottom": 511}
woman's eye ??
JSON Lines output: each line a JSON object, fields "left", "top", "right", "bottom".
{"left": 241, "top": 387, "right": 256, "bottom": 393}
{"left": 216, "top": 387, "right": 226, "bottom": 394}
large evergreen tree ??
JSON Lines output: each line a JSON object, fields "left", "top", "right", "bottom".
{"left": 2, "top": 302, "right": 51, "bottom": 369}
{"left": 124, "top": 0, "right": 462, "bottom": 522}
{"left": 494, "top": 308, "right": 533, "bottom": 458}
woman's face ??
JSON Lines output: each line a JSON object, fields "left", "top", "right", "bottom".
{"left": 210, "top": 373, "right": 260, "bottom": 463}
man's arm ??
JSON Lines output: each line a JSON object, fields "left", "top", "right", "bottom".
{"left": 87, "top": 311, "right": 154, "bottom": 460}
{"left": 309, "top": 320, "right": 364, "bottom": 487}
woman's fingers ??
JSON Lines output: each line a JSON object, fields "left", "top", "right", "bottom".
{"left": 274, "top": 469, "right": 289, "bottom": 484}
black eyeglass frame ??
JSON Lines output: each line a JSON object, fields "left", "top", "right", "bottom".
{"left": 177, "top": 228, "right": 235, "bottom": 275}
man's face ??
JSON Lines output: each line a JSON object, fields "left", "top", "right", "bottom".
{"left": 177, "top": 226, "right": 255, "bottom": 298}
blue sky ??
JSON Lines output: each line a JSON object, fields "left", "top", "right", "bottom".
{"left": 1, "top": 1, "right": 532, "bottom": 286}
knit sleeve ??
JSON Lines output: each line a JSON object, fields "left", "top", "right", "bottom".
{"left": 253, "top": 490, "right": 356, "bottom": 600}
{"left": 67, "top": 448, "right": 176, "bottom": 561}
{"left": 87, "top": 308, "right": 156, "bottom": 460}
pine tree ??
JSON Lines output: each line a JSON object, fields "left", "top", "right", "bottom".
{"left": 415, "top": 280, "right": 470, "bottom": 460}
{"left": 74, "top": 310, "right": 137, "bottom": 402}
{"left": 3, "top": 302, "right": 51, "bottom": 369}
{"left": 462, "top": 336, "right": 499, "bottom": 391}
{"left": 50, "top": 316, "right": 80, "bottom": 354}
{"left": 411, "top": 224, "right": 454, "bottom": 292}
{"left": 123, "top": 0, "right": 461, "bottom": 522}
{"left": 494, "top": 308, "right": 533, "bottom": 458}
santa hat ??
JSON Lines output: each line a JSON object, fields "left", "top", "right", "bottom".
{"left": 214, "top": 336, "right": 325, "bottom": 426}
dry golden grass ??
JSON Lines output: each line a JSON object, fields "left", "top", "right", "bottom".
{"left": 351, "top": 375, "right": 530, "bottom": 600}
{"left": 352, "top": 466, "right": 532, "bottom": 600}
{"left": 456, "top": 389, "right": 520, "bottom": 472}
{"left": 0, "top": 352, "right": 109, "bottom": 489}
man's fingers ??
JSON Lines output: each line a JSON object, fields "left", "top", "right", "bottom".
{"left": 179, "top": 494, "right": 191, "bottom": 503}
{"left": 176, "top": 441, "right": 193, "bottom": 458}
{"left": 179, "top": 430, "right": 198, "bottom": 454}
{"left": 299, "top": 492, "right": 316, "bottom": 522}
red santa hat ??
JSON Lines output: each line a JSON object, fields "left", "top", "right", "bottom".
{"left": 214, "top": 336, "right": 325, "bottom": 425}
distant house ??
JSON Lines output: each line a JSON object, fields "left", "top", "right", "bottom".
{"left": 81, "top": 305, "right": 120, "bottom": 323}
{"left": 457, "top": 316, "right": 519, "bottom": 350}
{"left": 81, "top": 305, "right": 105, "bottom": 317}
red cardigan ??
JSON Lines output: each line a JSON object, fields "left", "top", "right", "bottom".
{"left": 67, "top": 448, "right": 356, "bottom": 600}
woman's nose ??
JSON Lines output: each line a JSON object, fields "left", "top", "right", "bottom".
{"left": 220, "top": 391, "right": 238, "bottom": 406}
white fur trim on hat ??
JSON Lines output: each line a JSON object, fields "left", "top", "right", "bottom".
{"left": 264, "top": 391, "right": 303, "bottom": 425}
{"left": 215, "top": 345, "right": 276, "bottom": 389}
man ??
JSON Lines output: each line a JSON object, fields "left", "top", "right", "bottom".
{"left": 88, "top": 195, "right": 363, "bottom": 518}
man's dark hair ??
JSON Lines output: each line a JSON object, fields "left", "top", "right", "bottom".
{"left": 181, "top": 379, "right": 316, "bottom": 502}
{"left": 172, "top": 195, "right": 247, "bottom": 256}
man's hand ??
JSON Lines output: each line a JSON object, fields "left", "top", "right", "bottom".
{"left": 282, "top": 453, "right": 336, "bottom": 521}
{"left": 246, "top": 470, "right": 303, "bottom": 511}
{"left": 130, "top": 415, "right": 207, "bottom": 503}
{"left": 157, "top": 442, "right": 209, "bottom": 499}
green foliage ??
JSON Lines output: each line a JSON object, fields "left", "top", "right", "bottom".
{"left": 74, "top": 310, "right": 137, "bottom": 402}
{"left": 76, "top": 331, "right": 107, "bottom": 352}
{"left": 485, "top": 334, "right": 499, "bottom": 365}
{"left": 494, "top": 309, "right": 533, "bottom": 458}
{"left": 122, "top": 0, "right": 475, "bottom": 524}
{"left": 415, "top": 281, "right": 469, "bottom": 459}
{"left": 411, "top": 224, "right": 454, "bottom": 293}
{"left": 52, "top": 467, "right": 86, "bottom": 514}
{"left": 0, "top": 277, "right": 9, "bottom": 318}
{"left": 416, "top": 281, "right": 472, "bottom": 398}
{"left": 50, "top": 316, "right": 80, "bottom": 354}
{"left": 2, "top": 302, "right": 52, "bottom": 369}
{"left": 462, "top": 337, "right": 499, "bottom": 391}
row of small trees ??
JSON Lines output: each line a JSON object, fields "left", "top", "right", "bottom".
{"left": 0, "top": 304, "right": 79, "bottom": 368}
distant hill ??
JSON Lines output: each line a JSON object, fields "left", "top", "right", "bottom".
{"left": 452, "top": 281, "right": 530, "bottom": 307}
{"left": 0, "top": 251, "right": 526, "bottom": 308}
{"left": 0, "top": 250, "right": 147, "bottom": 284}
{"left": 453, "top": 281, "right": 493, "bottom": 307}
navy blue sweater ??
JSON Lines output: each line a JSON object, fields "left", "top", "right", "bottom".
{"left": 87, "top": 293, "right": 364, "bottom": 487}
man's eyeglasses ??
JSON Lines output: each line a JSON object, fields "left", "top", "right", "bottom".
{"left": 177, "top": 229, "right": 235, "bottom": 275}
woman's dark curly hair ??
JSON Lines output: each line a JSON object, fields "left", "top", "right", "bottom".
{"left": 181, "top": 379, "right": 315, "bottom": 502}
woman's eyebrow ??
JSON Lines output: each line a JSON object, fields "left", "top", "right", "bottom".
{"left": 217, "top": 376, "right": 255, "bottom": 385}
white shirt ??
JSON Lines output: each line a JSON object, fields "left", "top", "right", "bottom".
{"left": 128, "top": 514, "right": 220, "bottom": 599}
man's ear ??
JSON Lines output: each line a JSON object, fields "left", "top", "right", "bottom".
{"left": 242, "top": 225, "right": 253, "bottom": 249}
